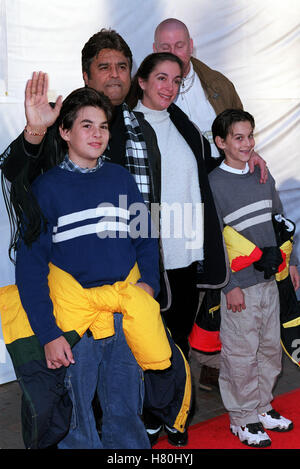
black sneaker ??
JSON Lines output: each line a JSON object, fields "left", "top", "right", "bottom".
{"left": 165, "top": 425, "right": 188, "bottom": 447}
{"left": 146, "top": 425, "right": 162, "bottom": 447}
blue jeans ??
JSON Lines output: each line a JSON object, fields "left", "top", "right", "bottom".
{"left": 58, "top": 313, "right": 150, "bottom": 449}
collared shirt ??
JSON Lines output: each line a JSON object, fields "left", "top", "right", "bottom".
{"left": 219, "top": 160, "right": 249, "bottom": 175}
{"left": 59, "top": 153, "right": 104, "bottom": 173}
{"left": 174, "top": 62, "right": 219, "bottom": 158}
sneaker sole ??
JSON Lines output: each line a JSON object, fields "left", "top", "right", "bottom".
{"left": 231, "top": 428, "right": 272, "bottom": 448}
{"left": 240, "top": 438, "right": 271, "bottom": 448}
{"left": 263, "top": 422, "right": 293, "bottom": 432}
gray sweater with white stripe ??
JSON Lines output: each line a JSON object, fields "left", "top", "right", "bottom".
{"left": 209, "top": 166, "right": 297, "bottom": 293}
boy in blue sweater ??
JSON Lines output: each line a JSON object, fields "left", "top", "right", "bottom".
{"left": 210, "top": 109, "right": 299, "bottom": 448}
{"left": 15, "top": 87, "right": 161, "bottom": 449}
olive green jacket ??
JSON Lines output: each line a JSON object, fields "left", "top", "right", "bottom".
{"left": 191, "top": 56, "right": 243, "bottom": 115}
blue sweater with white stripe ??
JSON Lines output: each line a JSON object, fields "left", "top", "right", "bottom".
{"left": 16, "top": 162, "right": 160, "bottom": 346}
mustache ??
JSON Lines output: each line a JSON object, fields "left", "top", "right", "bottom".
{"left": 105, "top": 79, "right": 122, "bottom": 86}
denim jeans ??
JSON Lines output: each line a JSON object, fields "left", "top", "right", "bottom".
{"left": 58, "top": 313, "right": 150, "bottom": 449}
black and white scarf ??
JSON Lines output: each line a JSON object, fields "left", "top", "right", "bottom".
{"left": 122, "top": 103, "right": 151, "bottom": 209}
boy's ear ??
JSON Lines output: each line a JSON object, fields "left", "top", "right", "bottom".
{"left": 59, "top": 126, "right": 70, "bottom": 143}
{"left": 215, "top": 136, "right": 226, "bottom": 151}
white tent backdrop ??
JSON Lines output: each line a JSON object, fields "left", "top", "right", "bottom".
{"left": 0, "top": 0, "right": 299, "bottom": 383}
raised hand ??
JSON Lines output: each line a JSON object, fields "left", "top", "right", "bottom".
{"left": 24, "top": 71, "right": 63, "bottom": 142}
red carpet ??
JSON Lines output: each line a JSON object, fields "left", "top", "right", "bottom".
{"left": 154, "top": 388, "right": 300, "bottom": 449}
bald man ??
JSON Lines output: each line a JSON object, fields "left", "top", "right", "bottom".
{"left": 153, "top": 18, "right": 265, "bottom": 392}
{"left": 153, "top": 18, "right": 243, "bottom": 158}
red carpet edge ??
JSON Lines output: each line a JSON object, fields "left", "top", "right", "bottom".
{"left": 154, "top": 388, "right": 300, "bottom": 450}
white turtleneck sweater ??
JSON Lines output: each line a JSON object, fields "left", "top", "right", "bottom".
{"left": 134, "top": 100, "right": 204, "bottom": 270}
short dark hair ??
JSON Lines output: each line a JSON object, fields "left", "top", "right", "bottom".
{"left": 7, "top": 88, "right": 113, "bottom": 257}
{"left": 81, "top": 28, "right": 133, "bottom": 77}
{"left": 212, "top": 108, "right": 255, "bottom": 156}
{"left": 126, "top": 52, "right": 183, "bottom": 108}
{"left": 57, "top": 86, "right": 113, "bottom": 131}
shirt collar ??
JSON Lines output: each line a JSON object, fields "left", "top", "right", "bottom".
{"left": 59, "top": 153, "right": 104, "bottom": 173}
{"left": 181, "top": 61, "right": 194, "bottom": 81}
{"left": 219, "top": 160, "right": 249, "bottom": 175}
{"left": 179, "top": 62, "right": 195, "bottom": 90}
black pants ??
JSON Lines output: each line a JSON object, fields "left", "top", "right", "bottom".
{"left": 143, "top": 264, "right": 199, "bottom": 430}
{"left": 160, "top": 263, "right": 200, "bottom": 360}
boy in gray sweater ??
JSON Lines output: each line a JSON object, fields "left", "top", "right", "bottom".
{"left": 210, "top": 109, "right": 299, "bottom": 448}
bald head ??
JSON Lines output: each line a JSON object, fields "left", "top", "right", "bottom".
{"left": 154, "top": 18, "right": 190, "bottom": 43}
{"left": 153, "top": 18, "right": 193, "bottom": 76}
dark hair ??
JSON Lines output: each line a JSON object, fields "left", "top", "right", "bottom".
{"left": 5, "top": 87, "right": 113, "bottom": 260}
{"left": 212, "top": 109, "right": 255, "bottom": 156}
{"left": 81, "top": 28, "right": 133, "bottom": 77}
{"left": 57, "top": 87, "right": 112, "bottom": 152}
{"left": 126, "top": 52, "right": 183, "bottom": 108}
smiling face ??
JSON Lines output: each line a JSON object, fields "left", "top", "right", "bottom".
{"left": 215, "top": 121, "right": 255, "bottom": 170}
{"left": 83, "top": 48, "right": 131, "bottom": 106}
{"left": 138, "top": 60, "right": 182, "bottom": 110}
{"left": 59, "top": 106, "right": 110, "bottom": 168}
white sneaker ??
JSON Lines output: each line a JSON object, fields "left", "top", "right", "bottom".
{"left": 259, "top": 409, "right": 293, "bottom": 432}
{"left": 230, "top": 422, "right": 271, "bottom": 447}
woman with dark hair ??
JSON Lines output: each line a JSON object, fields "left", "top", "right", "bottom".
{"left": 127, "top": 53, "right": 228, "bottom": 445}
{"left": 128, "top": 52, "right": 183, "bottom": 108}
{"left": 129, "top": 52, "right": 227, "bottom": 358}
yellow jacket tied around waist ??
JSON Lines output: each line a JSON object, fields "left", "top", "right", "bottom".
{"left": 0, "top": 262, "right": 171, "bottom": 371}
